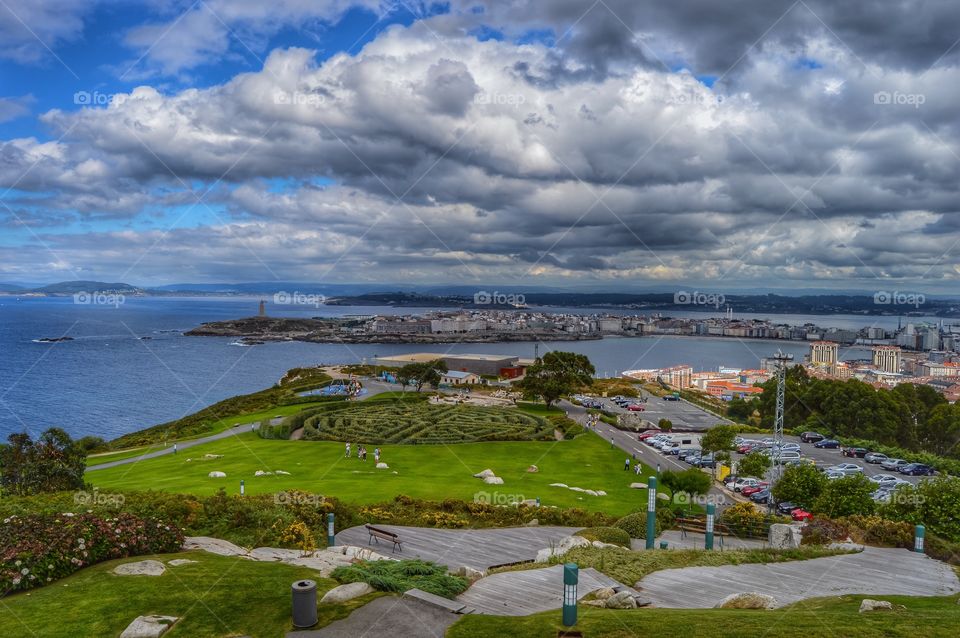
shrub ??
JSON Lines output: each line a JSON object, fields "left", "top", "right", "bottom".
{"left": 800, "top": 517, "right": 849, "bottom": 545}
{"left": 331, "top": 560, "right": 468, "bottom": 598}
{"left": 0, "top": 512, "right": 183, "bottom": 594}
{"left": 575, "top": 526, "right": 631, "bottom": 547}
{"left": 718, "top": 502, "right": 785, "bottom": 538}
{"left": 614, "top": 512, "right": 662, "bottom": 540}
{"left": 811, "top": 474, "right": 876, "bottom": 518}
{"left": 547, "top": 414, "right": 585, "bottom": 439}
{"left": 840, "top": 515, "right": 913, "bottom": 548}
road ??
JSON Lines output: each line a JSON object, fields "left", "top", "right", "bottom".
{"left": 589, "top": 390, "right": 730, "bottom": 430}
{"left": 561, "top": 399, "right": 736, "bottom": 508}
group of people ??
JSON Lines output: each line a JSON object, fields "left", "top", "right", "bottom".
{"left": 344, "top": 442, "right": 381, "bottom": 463}
{"left": 585, "top": 414, "right": 601, "bottom": 431}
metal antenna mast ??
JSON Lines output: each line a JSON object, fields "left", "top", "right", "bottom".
{"left": 772, "top": 350, "right": 794, "bottom": 479}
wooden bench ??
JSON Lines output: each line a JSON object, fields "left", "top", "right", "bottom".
{"left": 676, "top": 517, "right": 735, "bottom": 548}
{"left": 365, "top": 524, "right": 402, "bottom": 552}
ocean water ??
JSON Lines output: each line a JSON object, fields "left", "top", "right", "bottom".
{"left": 0, "top": 297, "right": 921, "bottom": 441}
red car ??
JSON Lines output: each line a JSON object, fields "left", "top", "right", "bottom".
{"left": 740, "top": 483, "right": 770, "bottom": 497}
{"left": 791, "top": 509, "right": 813, "bottom": 522}
{"left": 627, "top": 404, "right": 645, "bottom": 411}
{"left": 737, "top": 443, "right": 756, "bottom": 454}
{"left": 637, "top": 432, "right": 658, "bottom": 441}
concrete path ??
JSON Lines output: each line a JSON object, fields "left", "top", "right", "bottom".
{"left": 334, "top": 525, "right": 581, "bottom": 571}
{"left": 456, "top": 565, "right": 635, "bottom": 616}
{"left": 88, "top": 378, "right": 395, "bottom": 471}
{"left": 638, "top": 529, "right": 767, "bottom": 551}
{"left": 636, "top": 545, "right": 960, "bottom": 608}
{"left": 287, "top": 596, "right": 457, "bottom": 638}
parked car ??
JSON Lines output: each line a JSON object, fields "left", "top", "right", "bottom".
{"left": 695, "top": 454, "right": 716, "bottom": 468}
{"left": 663, "top": 394, "right": 681, "bottom": 401}
{"left": 791, "top": 509, "right": 813, "bottom": 522}
{"left": 638, "top": 431, "right": 659, "bottom": 441}
{"left": 881, "top": 458, "right": 910, "bottom": 471}
{"left": 864, "top": 452, "right": 888, "bottom": 464}
{"left": 800, "top": 431, "right": 825, "bottom": 443}
{"left": 677, "top": 447, "right": 701, "bottom": 461}
{"left": 627, "top": 403, "right": 645, "bottom": 411}
{"left": 899, "top": 463, "right": 935, "bottom": 476}
{"left": 779, "top": 443, "right": 801, "bottom": 452}
{"left": 776, "top": 501, "right": 799, "bottom": 515}
{"left": 772, "top": 450, "right": 802, "bottom": 463}
{"left": 684, "top": 454, "right": 701, "bottom": 465}
{"left": 869, "top": 473, "right": 901, "bottom": 486}
{"left": 824, "top": 471, "right": 845, "bottom": 480}
{"left": 749, "top": 489, "right": 772, "bottom": 504}
{"left": 731, "top": 478, "right": 763, "bottom": 492}
{"left": 826, "top": 463, "right": 863, "bottom": 475}
{"left": 741, "top": 483, "right": 770, "bottom": 496}
{"left": 814, "top": 439, "right": 841, "bottom": 449}
{"left": 737, "top": 441, "right": 759, "bottom": 454}
{"left": 842, "top": 447, "right": 870, "bottom": 458}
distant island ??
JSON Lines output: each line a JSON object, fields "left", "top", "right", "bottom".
{"left": 184, "top": 316, "right": 600, "bottom": 344}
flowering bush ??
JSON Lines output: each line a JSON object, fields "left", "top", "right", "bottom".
{"left": 0, "top": 512, "right": 183, "bottom": 594}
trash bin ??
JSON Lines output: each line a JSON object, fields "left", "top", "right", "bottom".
{"left": 291, "top": 580, "right": 318, "bottom": 629}
{"left": 659, "top": 541, "right": 668, "bottom": 550}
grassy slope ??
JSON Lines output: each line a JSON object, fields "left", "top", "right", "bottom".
{"left": 0, "top": 552, "right": 379, "bottom": 638}
{"left": 87, "top": 432, "right": 651, "bottom": 517}
{"left": 448, "top": 594, "right": 960, "bottom": 638}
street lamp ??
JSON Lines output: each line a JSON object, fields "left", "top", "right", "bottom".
{"left": 562, "top": 563, "right": 578, "bottom": 627}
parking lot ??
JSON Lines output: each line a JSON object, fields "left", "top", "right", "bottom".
{"left": 591, "top": 390, "right": 731, "bottom": 431}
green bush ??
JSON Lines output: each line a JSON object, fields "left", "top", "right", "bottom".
{"left": 331, "top": 560, "right": 468, "bottom": 598}
{"left": 614, "top": 512, "right": 662, "bottom": 540}
{"left": 841, "top": 515, "right": 913, "bottom": 548}
{"left": 800, "top": 517, "right": 850, "bottom": 545}
{"left": 719, "top": 502, "right": 786, "bottom": 538}
{"left": 575, "top": 526, "right": 631, "bottom": 547}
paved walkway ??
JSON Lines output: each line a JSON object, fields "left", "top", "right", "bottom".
{"left": 456, "top": 565, "right": 635, "bottom": 615}
{"left": 334, "top": 525, "right": 581, "bottom": 571}
{"left": 638, "top": 529, "right": 767, "bottom": 551}
{"left": 287, "top": 596, "right": 457, "bottom": 638}
{"left": 636, "top": 545, "right": 960, "bottom": 608}
{"left": 88, "top": 378, "right": 395, "bottom": 471}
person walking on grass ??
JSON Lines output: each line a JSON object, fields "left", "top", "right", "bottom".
{"left": 624, "top": 457, "right": 630, "bottom": 471}
{"left": 635, "top": 463, "right": 641, "bottom": 475}
{"left": 374, "top": 447, "right": 380, "bottom": 463}
{"left": 345, "top": 442, "right": 351, "bottom": 458}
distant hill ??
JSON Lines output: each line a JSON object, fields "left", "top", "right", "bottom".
{"left": 0, "top": 283, "right": 24, "bottom": 292}
{"left": 29, "top": 281, "right": 142, "bottom": 294}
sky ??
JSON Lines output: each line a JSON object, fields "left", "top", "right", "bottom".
{"left": 1, "top": 1, "right": 960, "bottom": 292}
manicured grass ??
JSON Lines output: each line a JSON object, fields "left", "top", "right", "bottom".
{"left": 447, "top": 594, "right": 960, "bottom": 638}
{"left": 87, "top": 431, "right": 651, "bottom": 516}
{"left": 515, "top": 402, "right": 565, "bottom": 416}
{"left": 0, "top": 551, "right": 380, "bottom": 638}
{"left": 88, "top": 401, "right": 337, "bottom": 464}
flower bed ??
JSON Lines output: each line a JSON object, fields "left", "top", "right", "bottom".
{"left": 0, "top": 512, "right": 183, "bottom": 594}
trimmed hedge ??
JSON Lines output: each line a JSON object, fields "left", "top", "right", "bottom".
{"left": 575, "top": 526, "right": 631, "bottom": 547}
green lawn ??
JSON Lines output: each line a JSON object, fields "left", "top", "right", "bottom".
{"left": 0, "top": 551, "right": 379, "bottom": 638}
{"left": 87, "top": 401, "right": 337, "bottom": 464}
{"left": 87, "top": 431, "right": 652, "bottom": 516}
{"left": 448, "top": 594, "right": 960, "bottom": 638}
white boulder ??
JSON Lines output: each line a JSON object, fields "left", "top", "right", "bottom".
{"left": 119, "top": 615, "right": 178, "bottom": 638}
{"left": 715, "top": 592, "right": 778, "bottom": 609}
{"left": 630, "top": 483, "right": 648, "bottom": 489}
{"left": 473, "top": 469, "right": 496, "bottom": 479}
{"left": 483, "top": 476, "right": 504, "bottom": 485}
{"left": 254, "top": 470, "right": 273, "bottom": 476}
{"left": 207, "top": 471, "right": 226, "bottom": 478}
{"left": 768, "top": 524, "right": 801, "bottom": 550}
{"left": 376, "top": 462, "right": 389, "bottom": 469}
{"left": 526, "top": 465, "right": 539, "bottom": 473}
{"left": 166, "top": 559, "right": 197, "bottom": 567}
{"left": 535, "top": 535, "right": 591, "bottom": 562}
{"left": 113, "top": 560, "right": 166, "bottom": 577}
{"left": 182, "top": 537, "right": 249, "bottom": 556}
{"left": 605, "top": 591, "right": 638, "bottom": 609}
{"left": 859, "top": 599, "right": 895, "bottom": 613}
{"left": 549, "top": 483, "right": 568, "bottom": 488}
{"left": 275, "top": 470, "right": 291, "bottom": 475}
{"left": 320, "top": 582, "right": 375, "bottom": 604}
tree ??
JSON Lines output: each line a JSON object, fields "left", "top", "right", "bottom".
{"left": 518, "top": 351, "right": 595, "bottom": 407}
{"left": 771, "top": 464, "right": 827, "bottom": 509}
{"left": 918, "top": 403, "right": 960, "bottom": 457}
{"left": 399, "top": 360, "right": 448, "bottom": 392}
{"left": 726, "top": 397, "right": 755, "bottom": 422}
{"left": 812, "top": 474, "right": 876, "bottom": 518}
{"left": 738, "top": 452, "right": 771, "bottom": 479}
{"left": 657, "top": 418, "right": 673, "bottom": 432}
{"left": 700, "top": 424, "right": 737, "bottom": 463}
{"left": 661, "top": 468, "right": 711, "bottom": 501}
{"left": 0, "top": 428, "right": 86, "bottom": 496}
{"left": 880, "top": 475, "right": 960, "bottom": 542}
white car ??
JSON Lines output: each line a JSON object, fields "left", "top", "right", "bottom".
{"left": 870, "top": 474, "right": 900, "bottom": 486}
{"left": 732, "top": 478, "right": 762, "bottom": 492}
{"left": 827, "top": 463, "right": 863, "bottom": 475}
